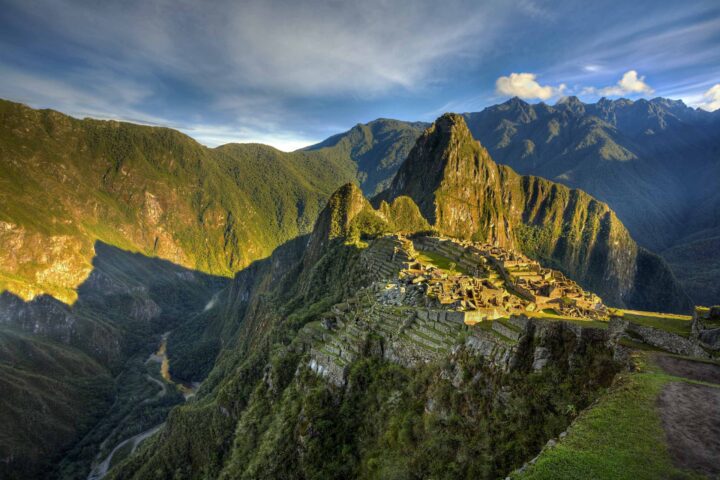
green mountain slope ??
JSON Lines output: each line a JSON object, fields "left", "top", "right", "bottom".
{"left": 0, "top": 99, "right": 356, "bottom": 304}
{"left": 376, "top": 114, "right": 690, "bottom": 313}
{"left": 305, "top": 118, "right": 428, "bottom": 196}
{"left": 0, "top": 241, "right": 229, "bottom": 479}
{"left": 0, "top": 326, "right": 113, "bottom": 479}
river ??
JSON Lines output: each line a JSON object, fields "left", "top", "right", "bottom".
{"left": 87, "top": 332, "right": 198, "bottom": 479}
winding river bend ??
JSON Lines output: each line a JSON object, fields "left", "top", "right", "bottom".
{"left": 87, "top": 332, "right": 198, "bottom": 479}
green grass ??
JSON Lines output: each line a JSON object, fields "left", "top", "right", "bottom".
{"left": 530, "top": 311, "right": 610, "bottom": 329}
{"left": 415, "top": 250, "right": 468, "bottom": 274}
{"left": 618, "top": 309, "right": 693, "bottom": 337}
{"left": 516, "top": 355, "right": 703, "bottom": 480}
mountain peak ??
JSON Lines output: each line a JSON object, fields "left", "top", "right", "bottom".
{"left": 506, "top": 96, "right": 529, "bottom": 107}
{"left": 305, "top": 182, "right": 377, "bottom": 263}
{"left": 430, "top": 112, "right": 473, "bottom": 138}
{"left": 555, "top": 95, "right": 586, "bottom": 114}
{"left": 379, "top": 113, "right": 510, "bottom": 242}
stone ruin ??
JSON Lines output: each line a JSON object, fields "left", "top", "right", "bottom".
{"left": 294, "top": 233, "right": 614, "bottom": 386}
{"left": 407, "top": 235, "right": 606, "bottom": 321}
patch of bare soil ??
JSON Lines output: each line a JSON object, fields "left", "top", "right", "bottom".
{"left": 655, "top": 354, "right": 720, "bottom": 384}
{"left": 655, "top": 355, "right": 720, "bottom": 478}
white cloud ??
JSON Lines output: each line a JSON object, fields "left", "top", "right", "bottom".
{"left": 584, "top": 70, "right": 654, "bottom": 97}
{"left": 179, "top": 124, "right": 314, "bottom": 152}
{"left": 495, "top": 73, "right": 566, "bottom": 100}
{"left": 696, "top": 84, "right": 720, "bottom": 111}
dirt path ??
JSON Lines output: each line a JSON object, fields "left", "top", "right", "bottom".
{"left": 655, "top": 355, "right": 720, "bottom": 478}
{"left": 655, "top": 354, "right": 720, "bottom": 384}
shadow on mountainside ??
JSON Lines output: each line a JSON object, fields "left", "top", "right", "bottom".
{"left": 0, "top": 241, "right": 232, "bottom": 480}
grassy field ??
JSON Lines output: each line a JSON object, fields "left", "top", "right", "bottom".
{"left": 616, "top": 309, "right": 693, "bottom": 337}
{"left": 515, "top": 353, "right": 705, "bottom": 480}
{"left": 415, "top": 250, "right": 468, "bottom": 274}
{"left": 529, "top": 310, "right": 610, "bottom": 329}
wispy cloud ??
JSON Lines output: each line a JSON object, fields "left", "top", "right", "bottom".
{"left": 0, "top": 0, "right": 718, "bottom": 144}
{"left": 0, "top": 0, "right": 543, "bottom": 148}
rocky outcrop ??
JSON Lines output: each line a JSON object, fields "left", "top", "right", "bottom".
{"left": 691, "top": 306, "right": 720, "bottom": 351}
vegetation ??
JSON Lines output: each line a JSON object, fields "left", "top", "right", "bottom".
{"left": 0, "top": 99, "right": 357, "bottom": 303}
{"left": 462, "top": 97, "right": 720, "bottom": 307}
{"left": 104, "top": 208, "right": 624, "bottom": 480}
{"left": 0, "top": 98, "right": 714, "bottom": 480}
{"left": 0, "top": 326, "right": 113, "bottom": 479}
{"left": 615, "top": 309, "right": 693, "bottom": 337}
{"left": 516, "top": 354, "right": 704, "bottom": 479}
{"left": 305, "top": 118, "right": 427, "bottom": 195}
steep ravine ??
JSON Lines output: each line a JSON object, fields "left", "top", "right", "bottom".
{"left": 88, "top": 332, "right": 196, "bottom": 480}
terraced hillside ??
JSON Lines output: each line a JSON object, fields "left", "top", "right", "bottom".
{"left": 103, "top": 183, "right": 620, "bottom": 479}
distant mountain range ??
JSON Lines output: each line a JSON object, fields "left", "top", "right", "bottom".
{"left": 310, "top": 97, "right": 720, "bottom": 305}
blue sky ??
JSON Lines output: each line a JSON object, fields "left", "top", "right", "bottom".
{"left": 1, "top": 0, "right": 719, "bottom": 150}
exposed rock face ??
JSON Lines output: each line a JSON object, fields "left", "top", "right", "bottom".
{"left": 377, "top": 114, "right": 690, "bottom": 313}
{"left": 691, "top": 306, "right": 720, "bottom": 351}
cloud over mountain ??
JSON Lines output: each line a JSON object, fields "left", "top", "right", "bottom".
{"left": 495, "top": 73, "right": 566, "bottom": 100}
{"left": 583, "top": 70, "right": 654, "bottom": 97}
{"left": 697, "top": 84, "right": 720, "bottom": 111}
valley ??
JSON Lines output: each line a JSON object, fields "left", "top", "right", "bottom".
{"left": 87, "top": 331, "right": 194, "bottom": 480}
{"left": 0, "top": 104, "right": 718, "bottom": 480}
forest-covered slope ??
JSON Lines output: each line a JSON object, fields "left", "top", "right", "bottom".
{"left": 0, "top": 99, "right": 357, "bottom": 303}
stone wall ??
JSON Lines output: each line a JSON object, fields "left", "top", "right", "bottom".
{"left": 609, "top": 316, "right": 709, "bottom": 358}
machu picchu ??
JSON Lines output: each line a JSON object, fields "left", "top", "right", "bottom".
{"left": 2, "top": 9, "right": 720, "bottom": 478}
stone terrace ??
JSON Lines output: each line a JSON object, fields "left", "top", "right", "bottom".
{"left": 297, "top": 234, "right": 611, "bottom": 385}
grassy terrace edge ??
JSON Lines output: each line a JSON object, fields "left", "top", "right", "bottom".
{"left": 514, "top": 352, "right": 710, "bottom": 480}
